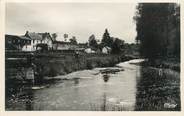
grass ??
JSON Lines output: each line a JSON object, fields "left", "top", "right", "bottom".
{"left": 135, "top": 67, "right": 180, "bottom": 111}
{"left": 141, "top": 58, "right": 180, "bottom": 72}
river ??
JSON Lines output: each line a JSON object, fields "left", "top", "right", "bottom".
{"left": 5, "top": 59, "right": 180, "bottom": 111}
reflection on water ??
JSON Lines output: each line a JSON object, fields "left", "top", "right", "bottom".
{"left": 6, "top": 59, "right": 180, "bottom": 111}
{"left": 101, "top": 92, "right": 107, "bottom": 111}
{"left": 103, "top": 74, "right": 110, "bottom": 83}
{"left": 74, "top": 78, "right": 80, "bottom": 85}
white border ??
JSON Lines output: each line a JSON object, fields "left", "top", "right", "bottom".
{"left": 0, "top": 0, "right": 183, "bottom": 116}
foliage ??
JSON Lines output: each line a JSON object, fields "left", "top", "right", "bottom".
{"left": 123, "top": 43, "right": 140, "bottom": 56}
{"left": 51, "top": 33, "right": 57, "bottom": 41}
{"left": 134, "top": 3, "right": 180, "bottom": 61}
{"left": 101, "top": 29, "right": 113, "bottom": 47}
{"left": 64, "top": 34, "right": 68, "bottom": 41}
{"left": 100, "top": 29, "right": 125, "bottom": 54}
{"left": 111, "top": 38, "right": 125, "bottom": 54}
{"left": 63, "top": 34, "right": 68, "bottom": 38}
{"left": 88, "top": 34, "right": 98, "bottom": 49}
{"left": 69, "top": 36, "right": 77, "bottom": 44}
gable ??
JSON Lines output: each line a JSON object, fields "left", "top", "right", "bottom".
{"left": 41, "top": 33, "right": 53, "bottom": 42}
{"left": 26, "top": 32, "right": 42, "bottom": 40}
{"left": 26, "top": 32, "right": 53, "bottom": 42}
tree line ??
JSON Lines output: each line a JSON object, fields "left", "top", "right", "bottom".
{"left": 52, "top": 29, "right": 136, "bottom": 55}
{"left": 134, "top": 3, "right": 180, "bottom": 61}
{"left": 88, "top": 29, "right": 125, "bottom": 54}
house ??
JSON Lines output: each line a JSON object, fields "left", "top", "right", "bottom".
{"left": 52, "top": 41, "right": 78, "bottom": 50}
{"left": 25, "top": 31, "right": 53, "bottom": 51}
{"left": 102, "top": 46, "right": 111, "bottom": 54}
{"left": 5, "top": 34, "right": 31, "bottom": 51}
{"left": 84, "top": 48, "right": 96, "bottom": 53}
{"left": 22, "top": 44, "right": 32, "bottom": 51}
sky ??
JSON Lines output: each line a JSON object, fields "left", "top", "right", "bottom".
{"left": 6, "top": 3, "right": 137, "bottom": 43}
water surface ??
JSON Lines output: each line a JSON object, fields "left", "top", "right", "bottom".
{"left": 6, "top": 59, "right": 180, "bottom": 111}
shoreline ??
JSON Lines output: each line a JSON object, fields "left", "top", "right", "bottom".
{"left": 140, "top": 59, "right": 180, "bottom": 72}
{"left": 32, "top": 54, "right": 137, "bottom": 81}
{"left": 5, "top": 53, "right": 137, "bottom": 96}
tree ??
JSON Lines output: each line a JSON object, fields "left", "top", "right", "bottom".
{"left": 64, "top": 34, "right": 68, "bottom": 41}
{"left": 134, "top": 3, "right": 180, "bottom": 61}
{"left": 88, "top": 34, "right": 98, "bottom": 49}
{"left": 111, "top": 38, "right": 125, "bottom": 54}
{"left": 101, "top": 29, "right": 113, "bottom": 47}
{"left": 51, "top": 33, "right": 57, "bottom": 41}
{"left": 69, "top": 36, "right": 77, "bottom": 44}
{"left": 172, "top": 4, "right": 180, "bottom": 58}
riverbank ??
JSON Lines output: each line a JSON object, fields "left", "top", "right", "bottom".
{"left": 6, "top": 59, "right": 180, "bottom": 111}
{"left": 5, "top": 53, "right": 137, "bottom": 86}
{"left": 135, "top": 65, "right": 180, "bottom": 111}
{"left": 33, "top": 53, "right": 136, "bottom": 81}
{"left": 5, "top": 53, "right": 137, "bottom": 106}
{"left": 132, "top": 58, "right": 180, "bottom": 72}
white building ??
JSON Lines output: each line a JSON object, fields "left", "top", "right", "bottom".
{"left": 102, "top": 46, "right": 111, "bottom": 54}
{"left": 52, "top": 41, "right": 78, "bottom": 50}
{"left": 24, "top": 31, "right": 53, "bottom": 51}
{"left": 84, "top": 48, "right": 96, "bottom": 53}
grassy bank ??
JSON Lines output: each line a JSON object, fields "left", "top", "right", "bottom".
{"left": 33, "top": 53, "right": 133, "bottom": 81}
{"left": 5, "top": 52, "right": 136, "bottom": 83}
{"left": 5, "top": 52, "right": 136, "bottom": 104}
{"left": 140, "top": 58, "right": 180, "bottom": 72}
{"left": 135, "top": 66, "right": 180, "bottom": 111}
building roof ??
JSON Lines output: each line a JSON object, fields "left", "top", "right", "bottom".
{"left": 19, "top": 36, "right": 31, "bottom": 40}
{"left": 5, "top": 34, "right": 31, "bottom": 40}
{"left": 5, "top": 35, "right": 17, "bottom": 39}
{"left": 26, "top": 32, "right": 42, "bottom": 40}
{"left": 38, "top": 32, "right": 53, "bottom": 40}
{"left": 25, "top": 31, "right": 54, "bottom": 41}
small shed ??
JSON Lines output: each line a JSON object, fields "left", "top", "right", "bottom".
{"left": 102, "top": 46, "right": 111, "bottom": 54}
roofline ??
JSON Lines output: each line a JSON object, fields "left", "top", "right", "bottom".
{"left": 5, "top": 34, "right": 31, "bottom": 40}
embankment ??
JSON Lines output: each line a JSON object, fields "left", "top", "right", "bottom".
{"left": 5, "top": 52, "right": 138, "bottom": 90}
{"left": 33, "top": 53, "right": 136, "bottom": 81}
{"left": 140, "top": 58, "right": 180, "bottom": 72}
